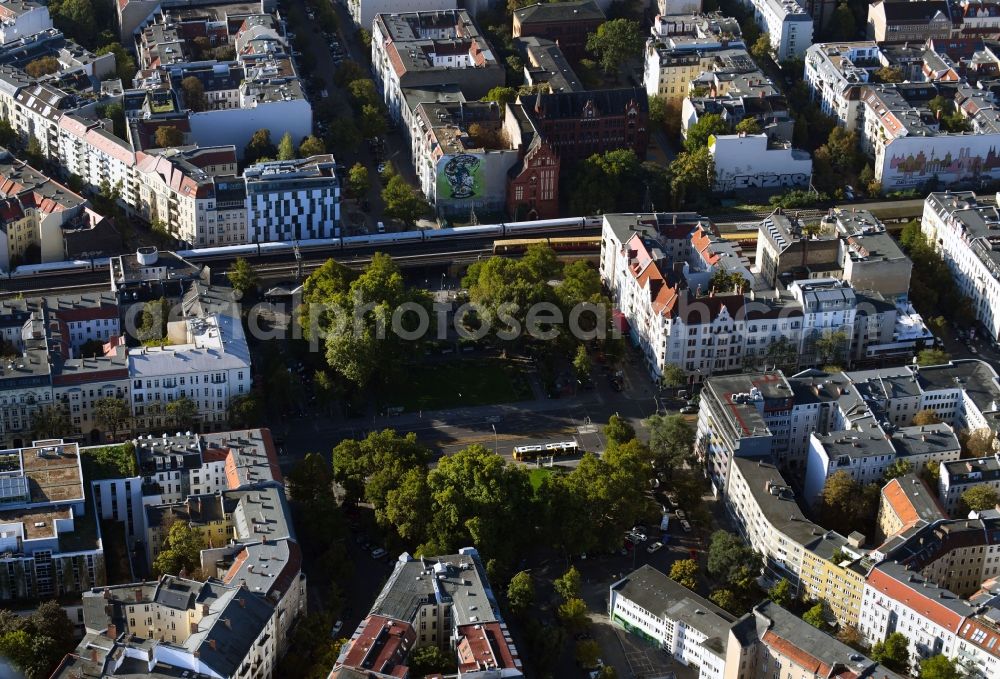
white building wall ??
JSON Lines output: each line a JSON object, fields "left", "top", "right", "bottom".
{"left": 873, "top": 133, "right": 1000, "bottom": 193}
{"left": 91, "top": 476, "right": 145, "bottom": 539}
{"left": 349, "top": 0, "right": 457, "bottom": 30}
{"left": 710, "top": 134, "right": 812, "bottom": 192}
{"left": 921, "top": 195, "right": 1000, "bottom": 343}
{"left": 858, "top": 581, "right": 961, "bottom": 662}
{"left": 187, "top": 99, "right": 312, "bottom": 161}
{"left": 743, "top": 0, "right": 812, "bottom": 61}
{"left": 0, "top": 5, "right": 52, "bottom": 44}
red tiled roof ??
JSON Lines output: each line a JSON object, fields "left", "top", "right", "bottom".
{"left": 957, "top": 618, "right": 1000, "bottom": 659}
{"left": 866, "top": 567, "right": 966, "bottom": 632}
{"left": 53, "top": 368, "right": 129, "bottom": 386}
{"left": 259, "top": 428, "right": 283, "bottom": 484}
{"left": 53, "top": 307, "right": 117, "bottom": 323}
{"left": 222, "top": 549, "right": 248, "bottom": 582}
{"left": 883, "top": 478, "right": 921, "bottom": 528}
{"left": 691, "top": 225, "right": 718, "bottom": 265}
{"left": 763, "top": 630, "right": 831, "bottom": 675}
{"left": 342, "top": 616, "right": 414, "bottom": 674}
{"left": 202, "top": 445, "right": 230, "bottom": 463}
{"left": 456, "top": 622, "right": 518, "bottom": 673}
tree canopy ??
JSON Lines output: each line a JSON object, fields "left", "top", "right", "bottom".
{"left": 152, "top": 521, "right": 205, "bottom": 577}
{"left": 870, "top": 632, "right": 910, "bottom": 673}
{"left": 918, "top": 654, "right": 965, "bottom": 679}
{"left": 154, "top": 125, "right": 183, "bottom": 148}
{"left": 227, "top": 257, "right": 258, "bottom": 295}
{"left": 322, "top": 253, "right": 432, "bottom": 389}
{"left": 277, "top": 132, "right": 297, "bottom": 161}
{"left": 670, "top": 559, "right": 699, "bottom": 589}
{"left": 95, "top": 397, "right": 131, "bottom": 440}
{"left": 962, "top": 484, "right": 1000, "bottom": 512}
{"left": 381, "top": 175, "right": 427, "bottom": 225}
{"left": 819, "top": 471, "right": 880, "bottom": 536}
{"left": 685, "top": 113, "right": 728, "bottom": 152}
{"left": 586, "top": 19, "right": 644, "bottom": 74}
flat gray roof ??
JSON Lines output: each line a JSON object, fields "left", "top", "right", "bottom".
{"left": 611, "top": 564, "right": 734, "bottom": 656}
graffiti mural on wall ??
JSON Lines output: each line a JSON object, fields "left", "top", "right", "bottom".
{"left": 716, "top": 173, "right": 810, "bottom": 191}
{"left": 884, "top": 145, "right": 1000, "bottom": 187}
{"left": 437, "top": 154, "right": 483, "bottom": 199}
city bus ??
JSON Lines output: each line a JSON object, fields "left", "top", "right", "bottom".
{"left": 513, "top": 441, "right": 580, "bottom": 461}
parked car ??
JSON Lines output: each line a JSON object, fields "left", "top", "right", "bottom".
{"left": 680, "top": 519, "right": 692, "bottom": 533}
{"left": 680, "top": 405, "right": 698, "bottom": 414}
{"left": 330, "top": 620, "right": 343, "bottom": 638}
{"left": 371, "top": 547, "right": 387, "bottom": 559}
{"left": 675, "top": 510, "right": 687, "bottom": 521}
{"left": 646, "top": 541, "right": 663, "bottom": 554}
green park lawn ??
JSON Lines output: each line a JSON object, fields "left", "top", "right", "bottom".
{"left": 389, "top": 358, "right": 532, "bottom": 411}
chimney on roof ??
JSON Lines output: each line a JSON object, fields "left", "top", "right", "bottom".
{"left": 89, "top": 648, "right": 98, "bottom": 662}
{"left": 106, "top": 624, "right": 117, "bottom": 639}
{"left": 208, "top": 639, "right": 216, "bottom": 651}
{"left": 223, "top": 618, "right": 231, "bottom": 630}
{"left": 239, "top": 596, "right": 246, "bottom": 608}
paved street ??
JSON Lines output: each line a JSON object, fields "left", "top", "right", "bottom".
{"left": 274, "top": 344, "right": 685, "bottom": 472}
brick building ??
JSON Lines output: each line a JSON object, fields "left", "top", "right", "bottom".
{"left": 512, "top": 0, "right": 605, "bottom": 63}
{"left": 504, "top": 102, "right": 560, "bottom": 220}
{"left": 519, "top": 88, "right": 649, "bottom": 165}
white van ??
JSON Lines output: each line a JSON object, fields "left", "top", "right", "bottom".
{"left": 377, "top": 221, "right": 385, "bottom": 233}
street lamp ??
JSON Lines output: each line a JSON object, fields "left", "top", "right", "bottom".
{"left": 491, "top": 424, "right": 498, "bottom": 455}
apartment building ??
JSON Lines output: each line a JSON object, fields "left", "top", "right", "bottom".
{"left": 134, "top": 145, "right": 245, "bottom": 248}
{"left": 798, "top": 531, "right": 868, "bottom": 627}
{"left": 372, "top": 10, "right": 504, "bottom": 124}
{"left": 922, "top": 192, "right": 1000, "bottom": 342}
{"left": 804, "top": 41, "right": 884, "bottom": 131}
{"left": 0, "top": 1, "right": 51, "bottom": 44}
{"left": 860, "top": 84, "right": 1000, "bottom": 191}
{"left": 740, "top": 0, "right": 812, "bottom": 61}
{"left": 724, "top": 601, "right": 905, "bottom": 679}
{"left": 726, "top": 457, "right": 826, "bottom": 587}
{"left": 331, "top": 548, "right": 523, "bottom": 678}
{"left": 939, "top": 455, "right": 1000, "bottom": 515}
{"left": 244, "top": 155, "right": 340, "bottom": 242}
{"left": 609, "top": 565, "right": 735, "bottom": 679}
{"left": 0, "top": 439, "right": 104, "bottom": 601}
{"left": 701, "top": 360, "right": 1000, "bottom": 490}
{"left": 803, "top": 422, "right": 962, "bottom": 507}
{"left": 643, "top": 24, "right": 752, "bottom": 104}
{"left": 349, "top": 0, "right": 456, "bottom": 30}
{"left": 697, "top": 372, "right": 792, "bottom": 490}
{"left": 409, "top": 101, "right": 516, "bottom": 218}
{"left": 89, "top": 427, "right": 304, "bottom": 654}
{"left": 0, "top": 147, "right": 97, "bottom": 270}
{"left": 603, "top": 211, "right": 914, "bottom": 384}
{"left": 878, "top": 474, "right": 947, "bottom": 540}
{"left": 128, "top": 311, "right": 251, "bottom": 433}
{"left": 853, "top": 510, "right": 1000, "bottom": 676}
{"left": 831, "top": 208, "right": 913, "bottom": 301}
{"left": 0, "top": 292, "right": 127, "bottom": 448}
{"left": 52, "top": 575, "right": 278, "bottom": 679}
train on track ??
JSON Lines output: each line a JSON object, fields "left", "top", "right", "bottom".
{"left": 2, "top": 216, "right": 602, "bottom": 281}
